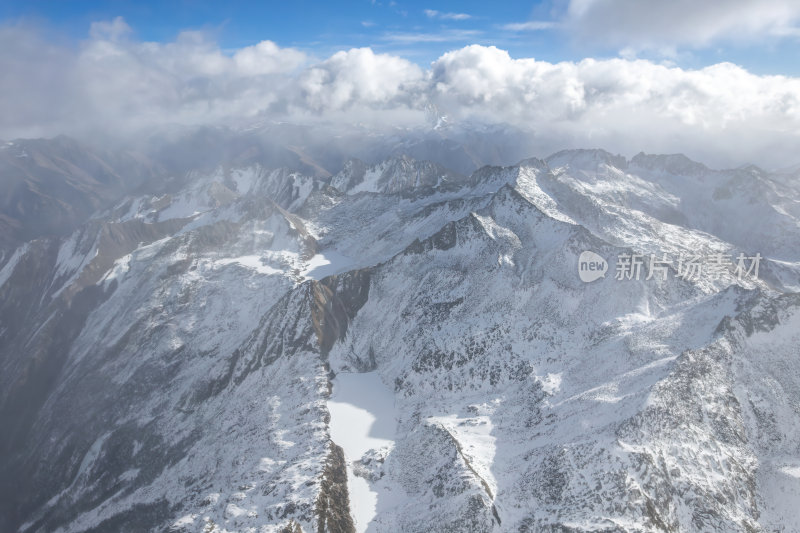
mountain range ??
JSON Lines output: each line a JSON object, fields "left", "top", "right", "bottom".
{"left": 1, "top": 131, "right": 799, "bottom": 532}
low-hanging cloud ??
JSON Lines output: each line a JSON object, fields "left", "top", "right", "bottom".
{"left": 1, "top": 18, "right": 799, "bottom": 167}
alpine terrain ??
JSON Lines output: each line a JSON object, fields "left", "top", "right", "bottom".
{"left": 1, "top": 132, "right": 799, "bottom": 533}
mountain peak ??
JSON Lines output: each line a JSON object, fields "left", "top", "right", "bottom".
{"left": 330, "top": 154, "right": 464, "bottom": 195}
{"left": 630, "top": 152, "right": 708, "bottom": 175}
{"left": 545, "top": 148, "right": 628, "bottom": 174}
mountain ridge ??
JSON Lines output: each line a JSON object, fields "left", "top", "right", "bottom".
{"left": 0, "top": 137, "right": 799, "bottom": 532}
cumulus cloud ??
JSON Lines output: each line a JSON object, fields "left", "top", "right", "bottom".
{"left": 428, "top": 45, "right": 800, "bottom": 165}
{"left": 1, "top": 19, "right": 799, "bottom": 167}
{"left": 564, "top": 0, "right": 800, "bottom": 49}
{"left": 292, "top": 47, "right": 424, "bottom": 116}
{"left": 0, "top": 18, "right": 309, "bottom": 138}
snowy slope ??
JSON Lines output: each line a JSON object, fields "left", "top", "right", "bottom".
{"left": 0, "top": 147, "right": 799, "bottom": 533}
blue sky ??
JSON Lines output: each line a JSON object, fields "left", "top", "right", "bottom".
{"left": 2, "top": 0, "right": 799, "bottom": 75}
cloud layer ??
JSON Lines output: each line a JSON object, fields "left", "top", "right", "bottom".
{"left": 564, "top": 0, "right": 800, "bottom": 50}
{"left": 1, "top": 18, "right": 799, "bottom": 167}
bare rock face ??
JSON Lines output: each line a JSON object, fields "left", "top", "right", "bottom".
{"left": 316, "top": 443, "right": 355, "bottom": 533}
{"left": 1, "top": 143, "right": 800, "bottom": 532}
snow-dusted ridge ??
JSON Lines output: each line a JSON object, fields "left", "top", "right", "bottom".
{"left": 0, "top": 147, "right": 799, "bottom": 532}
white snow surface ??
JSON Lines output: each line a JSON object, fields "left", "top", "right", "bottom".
{"left": 327, "top": 372, "right": 397, "bottom": 533}
{"left": 303, "top": 250, "right": 357, "bottom": 280}
{"left": 0, "top": 242, "right": 28, "bottom": 289}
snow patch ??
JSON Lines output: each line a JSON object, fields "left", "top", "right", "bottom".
{"left": 303, "top": 251, "right": 356, "bottom": 280}
{"left": 170, "top": 513, "right": 197, "bottom": 530}
{"left": 213, "top": 255, "right": 282, "bottom": 276}
{"left": 780, "top": 465, "right": 800, "bottom": 478}
{"left": 541, "top": 373, "right": 562, "bottom": 394}
{"left": 0, "top": 243, "right": 28, "bottom": 289}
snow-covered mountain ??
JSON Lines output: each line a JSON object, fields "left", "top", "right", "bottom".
{"left": 329, "top": 156, "right": 467, "bottom": 195}
{"left": 1, "top": 141, "right": 799, "bottom": 532}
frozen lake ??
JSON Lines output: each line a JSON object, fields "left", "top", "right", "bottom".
{"left": 327, "top": 372, "right": 397, "bottom": 533}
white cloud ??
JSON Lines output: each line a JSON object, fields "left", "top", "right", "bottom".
{"left": 0, "top": 21, "right": 799, "bottom": 167}
{"left": 380, "top": 29, "right": 483, "bottom": 43}
{"left": 424, "top": 9, "right": 472, "bottom": 21}
{"left": 500, "top": 21, "right": 557, "bottom": 31}
{"left": 427, "top": 45, "right": 800, "bottom": 165}
{"left": 0, "top": 21, "right": 309, "bottom": 138}
{"left": 233, "top": 40, "right": 307, "bottom": 75}
{"left": 88, "top": 16, "right": 133, "bottom": 41}
{"left": 293, "top": 48, "right": 424, "bottom": 114}
{"left": 564, "top": 0, "right": 800, "bottom": 49}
